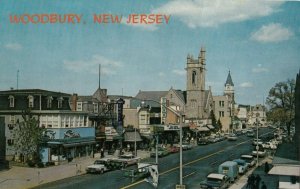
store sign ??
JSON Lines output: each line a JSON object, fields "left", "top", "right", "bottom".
{"left": 164, "top": 124, "right": 180, "bottom": 131}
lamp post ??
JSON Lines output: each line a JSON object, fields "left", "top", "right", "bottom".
{"left": 134, "top": 127, "right": 137, "bottom": 157}
{"left": 256, "top": 117, "right": 259, "bottom": 166}
{"left": 141, "top": 99, "right": 185, "bottom": 187}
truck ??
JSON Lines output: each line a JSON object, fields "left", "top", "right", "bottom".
{"left": 218, "top": 161, "right": 238, "bottom": 182}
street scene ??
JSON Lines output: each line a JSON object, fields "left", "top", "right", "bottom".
{"left": 0, "top": 1, "right": 300, "bottom": 189}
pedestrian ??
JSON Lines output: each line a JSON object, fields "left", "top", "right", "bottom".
{"left": 261, "top": 181, "right": 267, "bottom": 189}
{"left": 100, "top": 148, "right": 104, "bottom": 158}
{"left": 264, "top": 162, "right": 270, "bottom": 174}
{"left": 255, "top": 174, "right": 261, "bottom": 189}
{"left": 246, "top": 174, "right": 252, "bottom": 188}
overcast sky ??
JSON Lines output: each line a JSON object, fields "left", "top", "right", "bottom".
{"left": 0, "top": 0, "right": 299, "bottom": 105}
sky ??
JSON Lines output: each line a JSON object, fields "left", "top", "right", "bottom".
{"left": 0, "top": 0, "right": 299, "bottom": 106}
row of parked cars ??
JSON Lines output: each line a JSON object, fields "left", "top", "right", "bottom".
{"left": 200, "top": 154, "right": 257, "bottom": 189}
{"left": 86, "top": 154, "right": 141, "bottom": 174}
{"left": 150, "top": 142, "right": 194, "bottom": 158}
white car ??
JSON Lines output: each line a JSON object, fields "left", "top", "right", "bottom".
{"left": 86, "top": 159, "right": 110, "bottom": 174}
{"left": 200, "top": 173, "right": 230, "bottom": 189}
{"left": 252, "top": 139, "right": 263, "bottom": 146}
{"left": 252, "top": 145, "right": 266, "bottom": 157}
{"left": 111, "top": 154, "right": 141, "bottom": 167}
{"left": 240, "top": 155, "right": 256, "bottom": 167}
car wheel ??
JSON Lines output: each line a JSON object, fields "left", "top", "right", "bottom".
{"left": 100, "top": 169, "right": 104, "bottom": 174}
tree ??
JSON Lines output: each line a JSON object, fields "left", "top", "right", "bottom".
{"left": 217, "top": 119, "right": 222, "bottom": 131}
{"left": 209, "top": 110, "right": 218, "bottom": 130}
{"left": 13, "top": 109, "right": 45, "bottom": 163}
{"left": 266, "top": 79, "right": 295, "bottom": 136}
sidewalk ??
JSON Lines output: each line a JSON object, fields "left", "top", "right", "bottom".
{"left": 0, "top": 150, "right": 150, "bottom": 189}
{"left": 229, "top": 156, "right": 276, "bottom": 189}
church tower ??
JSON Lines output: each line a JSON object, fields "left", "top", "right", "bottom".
{"left": 185, "top": 47, "right": 206, "bottom": 120}
{"left": 224, "top": 71, "right": 234, "bottom": 103}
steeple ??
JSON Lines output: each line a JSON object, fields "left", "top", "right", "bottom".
{"left": 225, "top": 71, "right": 234, "bottom": 87}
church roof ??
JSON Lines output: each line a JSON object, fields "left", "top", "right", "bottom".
{"left": 135, "top": 90, "right": 168, "bottom": 102}
{"left": 225, "top": 71, "right": 234, "bottom": 86}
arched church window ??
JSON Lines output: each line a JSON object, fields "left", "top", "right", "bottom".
{"left": 192, "top": 71, "right": 197, "bottom": 85}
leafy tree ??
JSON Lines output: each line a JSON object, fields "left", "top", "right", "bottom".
{"left": 217, "top": 119, "right": 222, "bottom": 131}
{"left": 13, "top": 109, "right": 45, "bottom": 163}
{"left": 209, "top": 110, "right": 218, "bottom": 130}
{"left": 266, "top": 79, "right": 295, "bottom": 135}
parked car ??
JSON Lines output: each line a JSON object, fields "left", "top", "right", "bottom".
{"left": 228, "top": 134, "right": 238, "bottom": 141}
{"left": 167, "top": 146, "right": 179, "bottom": 153}
{"left": 233, "top": 159, "right": 249, "bottom": 174}
{"left": 200, "top": 173, "right": 230, "bottom": 189}
{"left": 240, "top": 155, "right": 256, "bottom": 167}
{"left": 198, "top": 138, "right": 208, "bottom": 145}
{"left": 247, "top": 131, "right": 255, "bottom": 137}
{"left": 150, "top": 147, "right": 169, "bottom": 157}
{"left": 181, "top": 142, "right": 193, "bottom": 150}
{"left": 218, "top": 161, "right": 238, "bottom": 182}
{"left": 86, "top": 159, "right": 110, "bottom": 174}
{"left": 252, "top": 145, "right": 266, "bottom": 157}
{"left": 111, "top": 154, "right": 141, "bottom": 167}
{"left": 252, "top": 139, "right": 263, "bottom": 146}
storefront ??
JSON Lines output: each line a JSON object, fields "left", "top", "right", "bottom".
{"left": 41, "top": 127, "right": 95, "bottom": 163}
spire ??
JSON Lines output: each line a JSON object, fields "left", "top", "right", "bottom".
{"left": 199, "top": 47, "right": 206, "bottom": 64}
{"left": 225, "top": 71, "right": 234, "bottom": 86}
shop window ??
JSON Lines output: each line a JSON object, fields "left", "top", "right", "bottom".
{"left": 8, "top": 95, "right": 15, "bottom": 108}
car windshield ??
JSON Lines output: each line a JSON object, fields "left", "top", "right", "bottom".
{"left": 95, "top": 160, "right": 106, "bottom": 164}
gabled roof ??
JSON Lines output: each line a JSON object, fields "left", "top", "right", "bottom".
{"left": 135, "top": 90, "right": 168, "bottom": 102}
{"left": 225, "top": 71, "right": 234, "bottom": 86}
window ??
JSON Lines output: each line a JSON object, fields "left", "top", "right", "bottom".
{"left": 76, "top": 102, "right": 82, "bottom": 111}
{"left": 219, "top": 111, "right": 224, "bottom": 117}
{"left": 10, "top": 115, "right": 15, "bottom": 124}
{"left": 192, "top": 71, "right": 197, "bottom": 85}
{"left": 47, "top": 96, "right": 53, "bottom": 108}
{"left": 219, "top": 101, "right": 224, "bottom": 107}
{"left": 191, "top": 99, "right": 197, "bottom": 108}
{"left": 8, "top": 95, "right": 14, "bottom": 108}
{"left": 93, "top": 103, "right": 98, "bottom": 113}
{"left": 7, "top": 139, "right": 14, "bottom": 146}
{"left": 58, "top": 97, "right": 63, "bottom": 108}
{"left": 28, "top": 95, "right": 34, "bottom": 108}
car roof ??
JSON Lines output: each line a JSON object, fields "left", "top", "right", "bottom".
{"left": 207, "top": 173, "right": 226, "bottom": 180}
{"left": 241, "top": 155, "right": 253, "bottom": 158}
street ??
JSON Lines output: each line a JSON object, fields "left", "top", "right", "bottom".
{"left": 36, "top": 128, "right": 273, "bottom": 189}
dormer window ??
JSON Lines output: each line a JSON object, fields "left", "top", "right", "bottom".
{"left": 47, "top": 96, "right": 53, "bottom": 108}
{"left": 58, "top": 97, "right": 63, "bottom": 108}
{"left": 8, "top": 95, "right": 15, "bottom": 108}
{"left": 28, "top": 95, "right": 34, "bottom": 108}
{"left": 76, "top": 102, "right": 82, "bottom": 111}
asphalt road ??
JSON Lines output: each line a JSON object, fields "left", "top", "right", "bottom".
{"left": 36, "top": 128, "right": 273, "bottom": 189}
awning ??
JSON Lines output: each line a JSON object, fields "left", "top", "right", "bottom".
{"left": 269, "top": 165, "right": 300, "bottom": 176}
{"left": 63, "top": 141, "right": 96, "bottom": 147}
{"left": 124, "top": 131, "right": 142, "bottom": 142}
{"left": 207, "top": 125, "right": 214, "bottom": 129}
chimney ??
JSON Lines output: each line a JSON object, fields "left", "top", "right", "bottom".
{"left": 71, "top": 93, "right": 78, "bottom": 111}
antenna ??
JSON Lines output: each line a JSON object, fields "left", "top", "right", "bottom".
{"left": 17, "top": 70, "right": 19, "bottom": 90}
{"left": 99, "top": 64, "right": 101, "bottom": 89}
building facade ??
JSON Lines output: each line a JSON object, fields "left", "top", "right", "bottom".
{"left": 0, "top": 89, "right": 96, "bottom": 162}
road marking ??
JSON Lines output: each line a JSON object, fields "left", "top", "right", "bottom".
{"left": 183, "top": 171, "right": 195, "bottom": 178}
{"left": 121, "top": 137, "right": 256, "bottom": 189}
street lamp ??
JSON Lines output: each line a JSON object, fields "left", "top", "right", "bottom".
{"left": 256, "top": 117, "right": 259, "bottom": 166}
{"left": 140, "top": 99, "right": 185, "bottom": 187}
